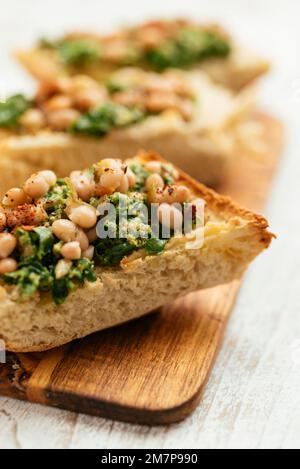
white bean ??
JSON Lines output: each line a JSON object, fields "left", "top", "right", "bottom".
{"left": 86, "top": 227, "right": 98, "bottom": 243}
{"left": 0, "top": 212, "right": 6, "bottom": 231}
{"left": 158, "top": 204, "right": 183, "bottom": 231}
{"left": 126, "top": 168, "right": 136, "bottom": 187}
{"left": 19, "top": 109, "right": 46, "bottom": 131}
{"left": 45, "top": 94, "right": 73, "bottom": 111}
{"left": 100, "top": 168, "right": 123, "bottom": 190}
{"left": 98, "top": 159, "right": 122, "bottom": 171}
{"left": 0, "top": 233, "right": 17, "bottom": 259}
{"left": 161, "top": 185, "right": 191, "bottom": 204}
{"left": 145, "top": 161, "right": 162, "bottom": 173}
{"left": 147, "top": 186, "right": 163, "bottom": 204}
{"left": 61, "top": 241, "right": 81, "bottom": 260}
{"left": 74, "top": 88, "right": 107, "bottom": 110}
{"left": 82, "top": 245, "right": 95, "bottom": 260}
{"left": 52, "top": 219, "right": 77, "bottom": 243}
{"left": 117, "top": 174, "right": 129, "bottom": 194}
{"left": 69, "top": 205, "right": 97, "bottom": 229}
{"left": 24, "top": 175, "right": 50, "bottom": 200}
{"left": 70, "top": 171, "right": 94, "bottom": 202}
{"left": 171, "top": 185, "right": 191, "bottom": 203}
{"left": 68, "top": 75, "right": 99, "bottom": 94}
{"left": 146, "top": 173, "right": 164, "bottom": 191}
{"left": 0, "top": 258, "right": 18, "bottom": 274}
{"left": 39, "top": 170, "right": 57, "bottom": 187}
{"left": 2, "top": 188, "right": 29, "bottom": 208}
{"left": 55, "top": 259, "right": 72, "bottom": 279}
{"left": 47, "top": 109, "right": 80, "bottom": 131}
{"left": 75, "top": 229, "right": 89, "bottom": 251}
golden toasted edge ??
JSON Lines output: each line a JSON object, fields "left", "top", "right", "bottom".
{"left": 15, "top": 49, "right": 64, "bottom": 82}
{"left": 135, "top": 150, "right": 275, "bottom": 249}
{"left": 4, "top": 341, "right": 57, "bottom": 353}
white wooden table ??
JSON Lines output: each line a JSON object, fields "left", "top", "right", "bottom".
{"left": 0, "top": 0, "right": 299, "bottom": 449}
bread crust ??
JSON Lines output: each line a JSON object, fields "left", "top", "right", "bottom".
{"left": 0, "top": 70, "right": 254, "bottom": 195}
{"left": 0, "top": 151, "right": 274, "bottom": 352}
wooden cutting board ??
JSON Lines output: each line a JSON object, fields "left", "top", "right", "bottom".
{"left": 0, "top": 113, "right": 284, "bottom": 425}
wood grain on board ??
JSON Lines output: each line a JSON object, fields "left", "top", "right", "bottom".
{"left": 0, "top": 113, "right": 284, "bottom": 425}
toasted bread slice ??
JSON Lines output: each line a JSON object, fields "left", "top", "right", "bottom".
{"left": 0, "top": 70, "right": 254, "bottom": 195}
{"left": 0, "top": 152, "right": 273, "bottom": 353}
{"left": 16, "top": 20, "right": 269, "bottom": 91}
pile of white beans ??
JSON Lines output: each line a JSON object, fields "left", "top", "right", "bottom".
{"left": 20, "top": 76, "right": 109, "bottom": 132}
{"left": 0, "top": 167, "right": 99, "bottom": 276}
{"left": 144, "top": 161, "right": 191, "bottom": 231}
{"left": 18, "top": 71, "right": 193, "bottom": 133}
{"left": 0, "top": 170, "right": 58, "bottom": 274}
{"left": 0, "top": 158, "right": 191, "bottom": 276}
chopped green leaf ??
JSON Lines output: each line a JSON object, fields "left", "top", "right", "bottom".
{"left": 14, "top": 228, "right": 36, "bottom": 258}
{"left": 52, "top": 259, "right": 96, "bottom": 305}
{"left": 52, "top": 277, "right": 69, "bottom": 305}
{"left": 95, "top": 238, "right": 136, "bottom": 266}
{"left": 3, "top": 259, "right": 53, "bottom": 300}
{"left": 129, "top": 163, "right": 150, "bottom": 191}
{"left": 71, "top": 102, "right": 144, "bottom": 137}
{"left": 33, "top": 226, "right": 55, "bottom": 260}
{"left": 106, "top": 81, "right": 130, "bottom": 94}
{"left": 0, "top": 94, "right": 31, "bottom": 128}
{"left": 93, "top": 191, "right": 168, "bottom": 266}
{"left": 145, "top": 29, "right": 230, "bottom": 71}
{"left": 3, "top": 256, "right": 96, "bottom": 305}
{"left": 70, "top": 258, "right": 97, "bottom": 283}
{"left": 57, "top": 39, "right": 101, "bottom": 66}
{"left": 43, "top": 178, "right": 72, "bottom": 221}
{"left": 145, "top": 238, "right": 167, "bottom": 255}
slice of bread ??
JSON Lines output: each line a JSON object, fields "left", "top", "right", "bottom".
{"left": 0, "top": 151, "right": 274, "bottom": 353}
{"left": 0, "top": 70, "right": 254, "bottom": 195}
{"left": 15, "top": 25, "right": 269, "bottom": 91}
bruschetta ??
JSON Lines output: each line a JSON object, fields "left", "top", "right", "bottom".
{"left": 0, "top": 151, "right": 273, "bottom": 352}
{"left": 16, "top": 19, "right": 270, "bottom": 91}
{"left": 0, "top": 69, "right": 255, "bottom": 194}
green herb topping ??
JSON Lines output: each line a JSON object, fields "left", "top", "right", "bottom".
{"left": 145, "top": 29, "right": 230, "bottom": 71}
{"left": 57, "top": 39, "right": 101, "bottom": 67}
{"left": 39, "top": 23, "right": 230, "bottom": 71}
{"left": 94, "top": 191, "right": 167, "bottom": 267}
{"left": 0, "top": 94, "right": 31, "bottom": 128}
{"left": 39, "top": 37, "right": 102, "bottom": 67}
{"left": 42, "top": 178, "right": 73, "bottom": 222}
{"left": 70, "top": 102, "right": 144, "bottom": 137}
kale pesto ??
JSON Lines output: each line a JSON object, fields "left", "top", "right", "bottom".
{"left": 145, "top": 29, "right": 230, "bottom": 71}
{"left": 129, "top": 163, "right": 150, "bottom": 191}
{"left": 70, "top": 102, "right": 144, "bottom": 137}
{"left": 42, "top": 179, "right": 73, "bottom": 222}
{"left": 0, "top": 94, "right": 31, "bottom": 128}
{"left": 94, "top": 190, "right": 167, "bottom": 267}
{"left": 39, "top": 25, "right": 230, "bottom": 71}
{"left": 57, "top": 39, "right": 101, "bottom": 67}
{"left": 39, "top": 37, "right": 101, "bottom": 67}
{"left": 3, "top": 226, "right": 96, "bottom": 304}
